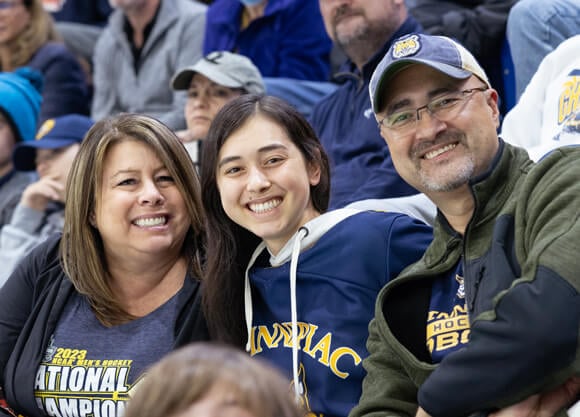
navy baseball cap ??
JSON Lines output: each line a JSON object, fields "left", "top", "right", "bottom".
{"left": 370, "top": 33, "right": 490, "bottom": 113}
{"left": 13, "top": 114, "right": 94, "bottom": 171}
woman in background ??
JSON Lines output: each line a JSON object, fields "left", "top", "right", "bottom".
{"left": 0, "top": 0, "right": 90, "bottom": 121}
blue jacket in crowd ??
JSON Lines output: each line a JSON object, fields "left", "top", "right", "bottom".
{"left": 203, "top": 0, "right": 333, "bottom": 81}
{"left": 29, "top": 43, "right": 90, "bottom": 123}
{"left": 50, "top": 0, "right": 112, "bottom": 26}
{"left": 309, "top": 18, "right": 422, "bottom": 209}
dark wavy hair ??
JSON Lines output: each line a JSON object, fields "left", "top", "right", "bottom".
{"left": 200, "top": 94, "right": 330, "bottom": 345}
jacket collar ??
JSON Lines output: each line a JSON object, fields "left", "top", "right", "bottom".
{"left": 424, "top": 140, "right": 533, "bottom": 266}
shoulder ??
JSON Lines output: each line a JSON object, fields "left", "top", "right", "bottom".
{"left": 30, "top": 42, "right": 76, "bottom": 65}
{"left": 174, "top": 0, "right": 207, "bottom": 17}
{"left": 321, "top": 210, "right": 430, "bottom": 241}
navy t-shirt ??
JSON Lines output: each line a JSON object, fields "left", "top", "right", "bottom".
{"left": 427, "top": 260, "right": 470, "bottom": 363}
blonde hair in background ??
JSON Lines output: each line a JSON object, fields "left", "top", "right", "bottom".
{"left": 3, "top": 0, "right": 61, "bottom": 71}
{"left": 124, "top": 342, "right": 304, "bottom": 417}
{"left": 60, "top": 113, "right": 205, "bottom": 327}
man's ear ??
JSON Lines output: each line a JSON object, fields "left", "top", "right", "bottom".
{"left": 486, "top": 88, "right": 501, "bottom": 129}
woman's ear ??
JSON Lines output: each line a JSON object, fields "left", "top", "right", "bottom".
{"left": 307, "top": 149, "right": 322, "bottom": 187}
{"left": 89, "top": 212, "right": 97, "bottom": 228}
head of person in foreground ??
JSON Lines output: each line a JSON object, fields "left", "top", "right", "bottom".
{"left": 124, "top": 342, "right": 304, "bottom": 417}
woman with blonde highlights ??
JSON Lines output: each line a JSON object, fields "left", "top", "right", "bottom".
{"left": 0, "top": 113, "right": 209, "bottom": 417}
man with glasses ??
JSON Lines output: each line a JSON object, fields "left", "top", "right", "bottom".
{"left": 350, "top": 33, "right": 580, "bottom": 417}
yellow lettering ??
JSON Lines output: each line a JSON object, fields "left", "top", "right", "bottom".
{"left": 251, "top": 325, "right": 279, "bottom": 355}
{"left": 329, "top": 347, "right": 361, "bottom": 379}
{"left": 302, "top": 323, "right": 319, "bottom": 353}
{"left": 304, "top": 332, "right": 332, "bottom": 366}
{"left": 437, "top": 332, "right": 459, "bottom": 350}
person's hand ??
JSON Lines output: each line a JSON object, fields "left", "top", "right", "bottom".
{"left": 175, "top": 129, "right": 196, "bottom": 143}
{"left": 489, "top": 377, "right": 580, "bottom": 417}
{"left": 415, "top": 407, "right": 431, "bottom": 417}
{"left": 20, "top": 176, "right": 64, "bottom": 211}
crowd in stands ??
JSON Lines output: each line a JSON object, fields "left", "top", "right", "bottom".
{"left": 0, "top": 0, "right": 579, "bottom": 416}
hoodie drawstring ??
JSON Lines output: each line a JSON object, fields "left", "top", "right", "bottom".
{"left": 244, "top": 242, "right": 267, "bottom": 353}
{"left": 290, "top": 227, "right": 308, "bottom": 400}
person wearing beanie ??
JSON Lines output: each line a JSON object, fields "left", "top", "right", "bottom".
{"left": 0, "top": 0, "right": 90, "bottom": 121}
{"left": 171, "top": 51, "right": 265, "bottom": 165}
{"left": 0, "top": 114, "right": 93, "bottom": 287}
{"left": 0, "top": 67, "right": 43, "bottom": 230}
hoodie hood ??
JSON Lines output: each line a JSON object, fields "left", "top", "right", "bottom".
{"left": 243, "top": 208, "right": 361, "bottom": 398}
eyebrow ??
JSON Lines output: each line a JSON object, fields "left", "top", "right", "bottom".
{"left": 109, "top": 166, "right": 166, "bottom": 180}
{"left": 218, "top": 143, "right": 288, "bottom": 169}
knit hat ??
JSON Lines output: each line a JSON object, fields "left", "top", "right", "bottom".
{"left": 0, "top": 67, "right": 43, "bottom": 142}
{"left": 172, "top": 51, "right": 265, "bottom": 94}
{"left": 370, "top": 34, "right": 490, "bottom": 113}
{"left": 13, "top": 114, "right": 93, "bottom": 171}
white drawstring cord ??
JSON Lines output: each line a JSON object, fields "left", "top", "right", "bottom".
{"left": 244, "top": 242, "right": 267, "bottom": 352}
{"left": 290, "top": 227, "right": 308, "bottom": 400}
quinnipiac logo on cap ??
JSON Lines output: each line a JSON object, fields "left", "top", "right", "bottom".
{"left": 392, "top": 34, "right": 421, "bottom": 59}
{"left": 35, "top": 119, "right": 55, "bottom": 141}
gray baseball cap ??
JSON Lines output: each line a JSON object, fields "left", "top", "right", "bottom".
{"left": 171, "top": 51, "right": 265, "bottom": 94}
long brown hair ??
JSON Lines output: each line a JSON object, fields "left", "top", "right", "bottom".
{"left": 200, "top": 95, "right": 330, "bottom": 346}
{"left": 2, "top": 0, "right": 61, "bottom": 71}
{"left": 61, "top": 113, "right": 205, "bottom": 326}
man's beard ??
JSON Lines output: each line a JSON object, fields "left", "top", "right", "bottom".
{"left": 332, "top": 5, "right": 399, "bottom": 65}
{"left": 412, "top": 131, "right": 475, "bottom": 192}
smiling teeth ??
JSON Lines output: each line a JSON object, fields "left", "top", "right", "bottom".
{"left": 134, "top": 216, "right": 167, "bottom": 227}
{"left": 424, "top": 143, "right": 457, "bottom": 160}
{"left": 249, "top": 199, "right": 281, "bottom": 214}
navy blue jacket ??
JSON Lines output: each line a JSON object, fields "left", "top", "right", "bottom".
{"left": 28, "top": 42, "right": 90, "bottom": 123}
{"left": 309, "top": 18, "right": 422, "bottom": 209}
{"left": 50, "top": 0, "right": 112, "bottom": 26}
{"left": 203, "top": 0, "right": 332, "bottom": 81}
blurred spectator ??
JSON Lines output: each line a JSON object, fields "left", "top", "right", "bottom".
{"left": 124, "top": 343, "right": 303, "bottom": 417}
{"left": 203, "top": 0, "right": 336, "bottom": 117}
{"left": 44, "top": 0, "right": 112, "bottom": 24}
{"left": 171, "top": 51, "right": 265, "bottom": 165}
{"left": 0, "top": 0, "right": 90, "bottom": 122}
{"left": 0, "top": 114, "right": 93, "bottom": 286}
{"left": 0, "top": 68, "right": 42, "bottom": 230}
{"left": 204, "top": 0, "right": 332, "bottom": 81}
{"left": 501, "top": 35, "right": 580, "bottom": 161}
{"left": 407, "top": 0, "right": 518, "bottom": 114}
{"left": 309, "top": 0, "right": 421, "bottom": 208}
{"left": 45, "top": 0, "right": 113, "bottom": 88}
{"left": 91, "top": 0, "right": 206, "bottom": 130}
{"left": 507, "top": 0, "right": 580, "bottom": 101}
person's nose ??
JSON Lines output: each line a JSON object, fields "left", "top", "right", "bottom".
{"left": 139, "top": 180, "right": 165, "bottom": 206}
{"left": 414, "top": 109, "right": 446, "bottom": 141}
{"left": 191, "top": 90, "right": 211, "bottom": 108}
{"left": 246, "top": 166, "right": 271, "bottom": 194}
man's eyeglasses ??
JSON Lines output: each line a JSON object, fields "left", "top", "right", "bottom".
{"left": 377, "top": 87, "right": 489, "bottom": 139}
{"left": 0, "top": 1, "right": 21, "bottom": 10}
